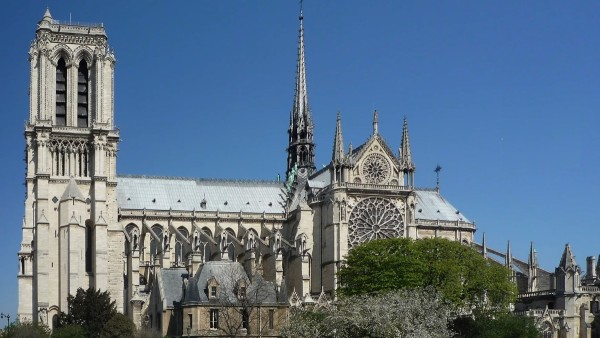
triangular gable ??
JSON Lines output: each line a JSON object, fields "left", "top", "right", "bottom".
{"left": 348, "top": 134, "right": 400, "bottom": 168}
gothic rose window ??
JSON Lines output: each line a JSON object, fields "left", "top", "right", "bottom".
{"left": 361, "top": 153, "right": 391, "bottom": 184}
{"left": 348, "top": 197, "right": 403, "bottom": 248}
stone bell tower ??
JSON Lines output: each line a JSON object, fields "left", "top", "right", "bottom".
{"left": 18, "top": 9, "right": 121, "bottom": 325}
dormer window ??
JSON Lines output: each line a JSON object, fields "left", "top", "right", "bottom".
{"left": 207, "top": 276, "right": 219, "bottom": 300}
{"left": 55, "top": 58, "right": 67, "bottom": 126}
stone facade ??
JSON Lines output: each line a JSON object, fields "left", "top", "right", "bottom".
{"left": 18, "top": 8, "right": 480, "bottom": 336}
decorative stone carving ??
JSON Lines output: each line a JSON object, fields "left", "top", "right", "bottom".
{"left": 361, "top": 153, "right": 390, "bottom": 184}
{"left": 348, "top": 197, "right": 403, "bottom": 248}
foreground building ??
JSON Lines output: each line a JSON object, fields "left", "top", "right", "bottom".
{"left": 20, "top": 7, "right": 598, "bottom": 338}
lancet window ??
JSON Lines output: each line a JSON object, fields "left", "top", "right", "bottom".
{"left": 77, "top": 60, "right": 89, "bottom": 127}
{"left": 55, "top": 58, "right": 67, "bottom": 126}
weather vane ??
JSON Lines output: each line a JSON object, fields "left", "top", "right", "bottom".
{"left": 434, "top": 164, "right": 442, "bottom": 192}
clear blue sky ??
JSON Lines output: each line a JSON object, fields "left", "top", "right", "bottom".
{"left": 1, "top": 1, "right": 599, "bottom": 320}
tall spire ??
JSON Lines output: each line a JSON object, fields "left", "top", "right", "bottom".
{"left": 482, "top": 232, "right": 487, "bottom": 258}
{"left": 528, "top": 241, "right": 538, "bottom": 292}
{"left": 332, "top": 112, "right": 345, "bottom": 164}
{"left": 399, "top": 116, "right": 415, "bottom": 172}
{"left": 528, "top": 241, "right": 537, "bottom": 268}
{"left": 399, "top": 116, "right": 416, "bottom": 187}
{"left": 287, "top": 5, "right": 315, "bottom": 179}
{"left": 505, "top": 240, "right": 512, "bottom": 267}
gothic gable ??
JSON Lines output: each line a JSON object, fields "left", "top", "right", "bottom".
{"left": 348, "top": 135, "right": 401, "bottom": 186}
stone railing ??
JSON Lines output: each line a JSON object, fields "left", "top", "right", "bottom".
{"left": 415, "top": 219, "right": 474, "bottom": 228}
{"left": 517, "top": 290, "right": 556, "bottom": 299}
{"left": 581, "top": 286, "right": 600, "bottom": 293}
{"left": 514, "top": 308, "right": 565, "bottom": 316}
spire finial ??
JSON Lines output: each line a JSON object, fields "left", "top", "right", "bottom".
{"left": 373, "top": 110, "right": 378, "bottom": 134}
{"left": 299, "top": 0, "right": 304, "bottom": 20}
{"left": 42, "top": 7, "right": 52, "bottom": 21}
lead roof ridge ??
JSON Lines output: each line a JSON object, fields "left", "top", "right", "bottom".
{"left": 117, "top": 174, "right": 283, "bottom": 185}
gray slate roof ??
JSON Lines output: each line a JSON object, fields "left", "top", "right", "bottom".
{"left": 414, "top": 189, "right": 471, "bottom": 223}
{"left": 184, "top": 261, "right": 282, "bottom": 305}
{"left": 116, "top": 175, "right": 285, "bottom": 214}
{"left": 157, "top": 268, "right": 188, "bottom": 308}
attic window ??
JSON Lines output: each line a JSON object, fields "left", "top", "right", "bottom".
{"left": 268, "top": 202, "right": 272, "bottom": 207}
{"left": 200, "top": 199, "right": 207, "bottom": 208}
{"left": 127, "top": 197, "right": 131, "bottom": 201}
{"left": 224, "top": 201, "right": 228, "bottom": 205}
{"left": 418, "top": 209, "right": 422, "bottom": 213}
{"left": 246, "top": 202, "right": 250, "bottom": 205}
{"left": 177, "top": 199, "right": 181, "bottom": 203}
{"left": 210, "top": 286, "right": 217, "bottom": 298}
{"left": 152, "top": 198, "right": 156, "bottom": 203}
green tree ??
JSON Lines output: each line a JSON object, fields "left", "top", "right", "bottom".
{"left": 0, "top": 321, "right": 50, "bottom": 338}
{"left": 58, "top": 287, "right": 117, "bottom": 338}
{"left": 102, "top": 313, "right": 135, "bottom": 338}
{"left": 452, "top": 311, "right": 540, "bottom": 338}
{"left": 338, "top": 238, "right": 517, "bottom": 310}
{"left": 51, "top": 324, "right": 86, "bottom": 338}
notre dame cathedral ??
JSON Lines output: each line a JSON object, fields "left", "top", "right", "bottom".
{"left": 18, "top": 8, "right": 597, "bottom": 338}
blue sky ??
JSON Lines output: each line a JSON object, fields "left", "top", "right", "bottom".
{"left": 1, "top": 1, "right": 599, "bottom": 320}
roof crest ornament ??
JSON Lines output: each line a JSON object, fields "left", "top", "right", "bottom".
{"left": 372, "top": 110, "right": 378, "bottom": 134}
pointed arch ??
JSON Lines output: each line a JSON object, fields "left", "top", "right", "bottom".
{"left": 77, "top": 59, "right": 89, "bottom": 127}
{"left": 55, "top": 57, "right": 68, "bottom": 126}
{"left": 50, "top": 44, "right": 73, "bottom": 66}
{"left": 73, "top": 45, "right": 94, "bottom": 65}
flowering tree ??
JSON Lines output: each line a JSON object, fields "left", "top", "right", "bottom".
{"left": 282, "top": 288, "right": 455, "bottom": 338}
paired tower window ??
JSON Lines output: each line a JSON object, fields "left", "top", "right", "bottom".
{"left": 55, "top": 58, "right": 67, "bottom": 126}
{"left": 77, "top": 60, "right": 89, "bottom": 127}
{"left": 55, "top": 58, "right": 90, "bottom": 127}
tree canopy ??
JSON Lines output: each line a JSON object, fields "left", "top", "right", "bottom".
{"left": 282, "top": 288, "right": 454, "bottom": 338}
{"left": 56, "top": 287, "right": 136, "bottom": 338}
{"left": 337, "top": 237, "right": 517, "bottom": 310}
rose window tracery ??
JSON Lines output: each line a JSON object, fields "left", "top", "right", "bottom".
{"left": 362, "top": 153, "right": 390, "bottom": 184}
{"left": 348, "top": 197, "right": 403, "bottom": 248}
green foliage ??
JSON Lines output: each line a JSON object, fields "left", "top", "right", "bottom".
{"left": 102, "top": 313, "right": 135, "bottom": 338}
{"left": 0, "top": 321, "right": 51, "bottom": 338}
{"left": 452, "top": 311, "right": 540, "bottom": 338}
{"left": 57, "top": 287, "right": 118, "bottom": 338}
{"left": 337, "top": 238, "right": 517, "bottom": 310}
{"left": 51, "top": 324, "right": 86, "bottom": 338}
{"left": 133, "top": 328, "right": 163, "bottom": 338}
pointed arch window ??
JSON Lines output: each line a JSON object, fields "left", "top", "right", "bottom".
{"left": 55, "top": 58, "right": 67, "bottom": 126}
{"left": 77, "top": 60, "right": 89, "bottom": 127}
{"left": 85, "top": 224, "right": 93, "bottom": 273}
